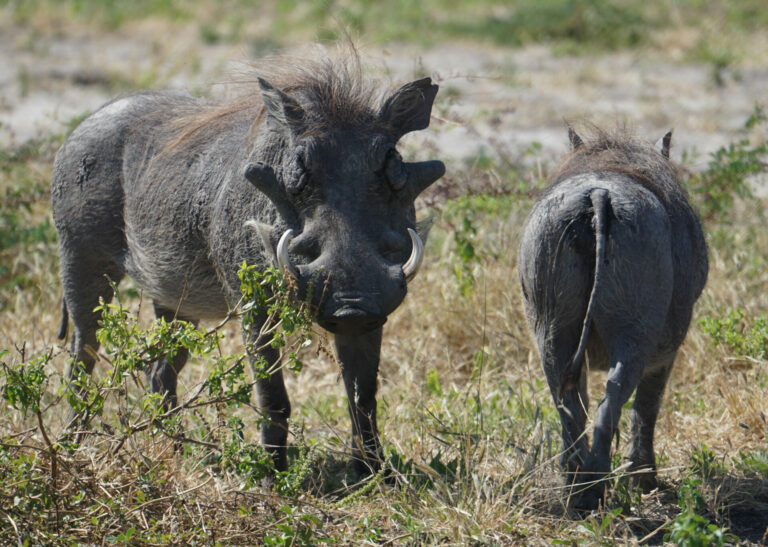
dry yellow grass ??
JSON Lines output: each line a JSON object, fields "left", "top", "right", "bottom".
{"left": 4, "top": 144, "right": 767, "bottom": 542}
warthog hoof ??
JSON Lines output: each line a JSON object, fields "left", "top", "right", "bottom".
{"left": 351, "top": 451, "right": 383, "bottom": 482}
{"left": 628, "top": 464, "right": 658, "bottom": 492}
{"left": 569, "top": 479, "right": 607, "bottom": 512}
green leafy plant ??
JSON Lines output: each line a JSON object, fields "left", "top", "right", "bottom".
{"left": 452, "top": 209, "right": 478, "bottom": 296}
{"left": 689, "top": 444, "right": 726, "bottom": 480}
{"left": 219, "top": 416, "right": 275, "bottom": 488}
{"left": 0, "top": 260, "right": 319, "bottom": 541}
{"left": 56, "top": 280, "right": 229, "bottom": 431}
{"left": 239, "top": 263, "right": 315, "bottom": 375}
{"left": 700, "top": 307, "right": 768, "bottom": 360}
{"left": 664, "top": 477, "right": 738, "bottom": 546}
{"left": 733, "top": 439, "right": 768, "bottom": 476}
{"left": 666, "top": 510, "right": 733, "bottom": 547}
{"left": 442, "top": 194, "right": 519, "bottom": 296}
{"left": 576, "top": 507, "right": 623, "bottom": 545}
{"left": 1, "top": 350, "right": 50, "bottom": 416}
{"left": 425, "top": 368, "right": 443, "bottom": 397}
{"left": 263, "top": 505, "right": 326, "bottom": 546}
{"left": 687, "top": 104, "right": 768, "bottom": 223}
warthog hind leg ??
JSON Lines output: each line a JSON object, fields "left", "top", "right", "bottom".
{"left": 61, "top": 258, "right": 124, "bottom": 436}
{"left": 539, "top": 323, "right": 590, "bottom": 480}
{"left": 146, "top": 303, "right": 195, "bottom": 412}
{"left": 627, "top": 353, "right": 675, "bottom": 491}
{"left": 576, "top": 342, "right": 654, "bottom": 509}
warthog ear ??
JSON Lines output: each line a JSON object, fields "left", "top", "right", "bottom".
{"left": 568, "top": 127, "right": 584, "bottom": 151}
{"left": 660, "top": 129, "right": 673, "bottom": 158}
{"left": 258, "top": 77, "right": 305, "bottom": 138}
{"left": 379, "top": 77, "right": 439, "bottom": 138}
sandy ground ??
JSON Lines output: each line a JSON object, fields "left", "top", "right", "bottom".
{"left": 1, "top": 23, "right": 767, "bottom": 171}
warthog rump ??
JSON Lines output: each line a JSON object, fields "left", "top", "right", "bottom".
{"left": 51, "top": 50, "right": 444, "bottom": 477}
{"left": 517, "top": 127, "right": 708, "bottom": 508}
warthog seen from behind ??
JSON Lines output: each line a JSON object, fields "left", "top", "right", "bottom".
{"left": 518, "top": 127, "right": 708, "bottom": 508}
{"left": 51, "top": 51, "right": 444, "bottom": 478}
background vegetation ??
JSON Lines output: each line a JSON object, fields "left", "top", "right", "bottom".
{"left": 1, "top": 0, "right": 768, "bottom": 544}
{"left": 4, "top": 0, "right": 768, "bottom": 56}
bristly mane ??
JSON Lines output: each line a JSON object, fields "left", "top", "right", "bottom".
{"left": 163, "top": 46, "right": 385, "bottom": 152}
{"left": 549, "top": 126, "right": 686, "bottom": 205}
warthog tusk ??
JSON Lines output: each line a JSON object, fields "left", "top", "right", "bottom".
{"left": 402, "top": 228, "right": 424, "bottom": 282}
{"left": 277, "top": 229, "right": 299, "bottom": 279}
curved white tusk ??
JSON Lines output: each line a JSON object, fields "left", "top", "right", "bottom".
{"left": 276, "top": 229, "right": 299, "bottom": 279}
{"left": 402, "top": 228, "right": 424, "bottom": 282}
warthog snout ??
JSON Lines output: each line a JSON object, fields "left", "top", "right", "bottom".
{"left": 277, "top": 228, "right": 424, "bottom": 283}
{"left": 272, "top": 227, "right": 422, "bottom": 334}
{"left": 317, "top": 297, "right": 387, "bottom": 335}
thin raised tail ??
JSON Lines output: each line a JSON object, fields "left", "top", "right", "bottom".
{"left": 559, "top": 188, "right": 609, "bottom": 398}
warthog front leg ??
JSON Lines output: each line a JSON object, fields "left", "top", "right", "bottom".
{"left": 335, "top": 328, "right": 383, "bottom": 480}
{"left": 251, "top": 339, "right": 290, "bottom": 473}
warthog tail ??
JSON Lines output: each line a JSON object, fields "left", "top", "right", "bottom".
{"left": 58, "top": 299, "right": 68, "bottom": 340}
{"left": 559, "top": 188, "right": 609, "bottom": 398}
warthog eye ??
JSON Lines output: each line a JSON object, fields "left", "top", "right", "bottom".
{"left": 296, "top": 151, "right": 308, "bottom": 172}
{"left": 383, "top": 148, "right": 406, "bottom": 190}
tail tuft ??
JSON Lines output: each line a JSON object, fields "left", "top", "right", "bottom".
{"left": 57, "top": 299, "right": 69, "bottom": 340}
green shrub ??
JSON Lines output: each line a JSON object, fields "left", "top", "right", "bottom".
{"left": 688, "top": 444, "right": 726, "bottom": 480}
{"left": 687, "top": 104, "right": 768, "bottom": 223}
{"left": 664, "top": 477, "right": 737, "bottom": 546}
{"left": 700, "top": 307, "right": 768, "bottom": 360}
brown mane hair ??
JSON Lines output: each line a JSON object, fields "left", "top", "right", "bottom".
{"left": 161, "top": 45, "right": 386, "bottom": 154}
{"left": 549, "top": 126, "right": 686, "bottom": 205}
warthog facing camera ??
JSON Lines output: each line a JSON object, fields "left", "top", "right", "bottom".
{"left": 518, "top": 127, "right": 708, "bottom": 508}
{"left": 52, "top": 52, "right": 444, "bottom": 477}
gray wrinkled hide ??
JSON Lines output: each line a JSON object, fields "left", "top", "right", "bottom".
{"left": 51, "top": 60, "right": 444, "bottom": 478}
{"left": 517, "top": 129, "right": 708, "bottom": 508}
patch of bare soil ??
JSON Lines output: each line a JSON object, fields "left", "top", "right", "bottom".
{"left": 2, "top": 23, "right": 766, "bottom": 170}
